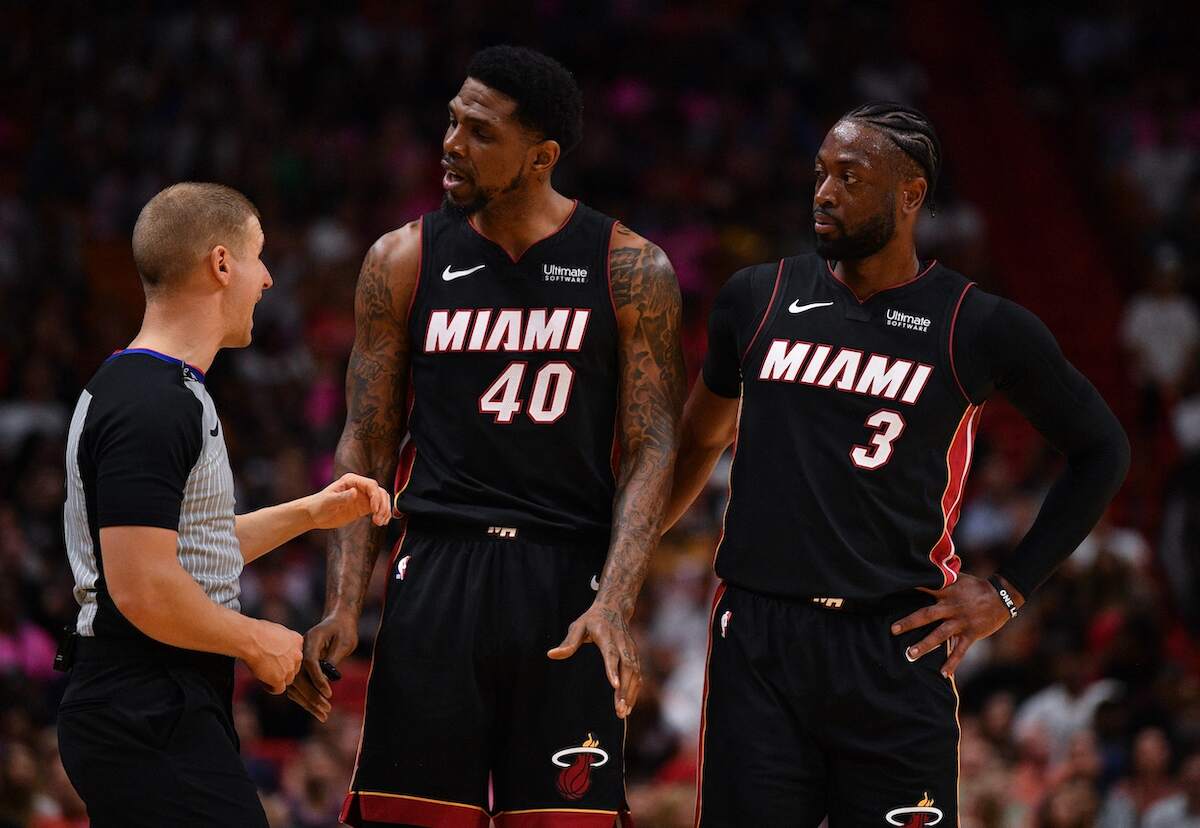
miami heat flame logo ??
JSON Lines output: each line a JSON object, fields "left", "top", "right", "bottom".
{"left": 551, "top": 733, "right": 608, "bottom": 800}
{"left": 886, "top": 793, "right": 943, "bottom": 826}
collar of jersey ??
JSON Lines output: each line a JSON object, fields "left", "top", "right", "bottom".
{"left": 822, "top": 258, "right": 939, "bottom": 305}
{"left": 106, "top": 348, "right": 206, "bottom": 383}
{"left": 465, "top": 199, "right": 580, "bottom": 265}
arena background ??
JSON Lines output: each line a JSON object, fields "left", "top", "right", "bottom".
{"left": 2, "top": 3, "right": 1198, "bottom": 826}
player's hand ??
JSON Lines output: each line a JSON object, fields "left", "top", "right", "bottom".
{"left": 243, "top": 619, "right": 304, "bottom": 695}
{"left": 890, "top": 573, "right": 1024, "bottom": 679}
{"left": 287, "top": 609, "right": 358, "bottom": 719}
{"left": 305, "top": 473, "right": 392, "bottom": 530}
{"left": 285, "top": 659, "right": 333, "bottom": 723}
{"left": 547, "top": 601, "right": 641, "bottom": 719}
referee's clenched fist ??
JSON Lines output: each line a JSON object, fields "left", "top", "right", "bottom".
{"left": 241, "top": 621, "right": 304, "bottom": 695}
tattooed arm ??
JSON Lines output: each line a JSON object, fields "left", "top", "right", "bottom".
{"left": 548, "top": 224, "right": 685, "bottom": 719}
{"left": 286, "top": 222, "right": 420, "bottom": 721}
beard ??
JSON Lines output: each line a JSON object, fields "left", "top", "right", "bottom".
{"left": 442, "top": 189, "right": 488, "bottom": 218}
{"left": 441, "top": 168, "right": 527, "bottom": 219}
{"left": 814, "top": 196, "right": 896, "bottom": 261}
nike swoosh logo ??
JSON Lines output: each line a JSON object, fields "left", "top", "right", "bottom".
{"left": 789, "top": 300, "right": 834, "bottom": 314}
{"left": 209, "top": 424, "right": 219, "bottom": 437}
{"left": 590, "top": 575, "right": 600, "bottom": 591}
{"left": 442, "top": 264, "right": 486, "bottom": 281}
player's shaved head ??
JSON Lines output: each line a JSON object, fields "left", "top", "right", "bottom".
{"left": 132, "top": 182, "right": 261, "bottom": 295}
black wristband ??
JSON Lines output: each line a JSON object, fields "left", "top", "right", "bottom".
{"left": 988, "top": 575, "right": 1019, "bottom": 619}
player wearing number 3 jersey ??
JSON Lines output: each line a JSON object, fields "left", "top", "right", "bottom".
{"left": 666, "top": 103, "right": 1130, "bottom": 826}
{"left": 289, "top": 47, "right": 685, "bottom": 827}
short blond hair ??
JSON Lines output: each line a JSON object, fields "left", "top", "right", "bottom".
{"left": 131, "top": 182, "right": 260, "bottom": 293}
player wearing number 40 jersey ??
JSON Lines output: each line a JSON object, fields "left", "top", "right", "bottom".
{"left": 286, "top": 47, "right": 685, "bottom": 828}
{"left": 666, "top": 103, "right": 1130, "bottom": 826}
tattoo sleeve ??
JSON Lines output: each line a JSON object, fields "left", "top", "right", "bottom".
{"left": 325, "top": 231, "right": 414, "bottom": 617}
{"left": 599, "top": 225, "right": 686, "bottom": 618}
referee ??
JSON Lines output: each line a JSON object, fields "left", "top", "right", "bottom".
{"left": 56, "top": 183, "right": 392, "bottom": 827}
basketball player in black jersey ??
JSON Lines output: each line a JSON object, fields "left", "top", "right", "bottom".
{"left": 286, "top": 47, "right": 685, "bottom": 827}
{"left": 666, "top": 103, "right": 1130, "bottom": 826}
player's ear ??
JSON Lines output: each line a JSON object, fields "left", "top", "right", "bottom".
{"left": 208, "top": 245, "right": 232, "bottom": 287}
{"left": 530, "top": 139, "right": 561, "bottom": 176}
{"left": 901, "top": 177, "right": 928, "bottom": 217}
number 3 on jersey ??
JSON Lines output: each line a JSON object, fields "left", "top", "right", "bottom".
{"left": 479, "top": 361, "right": 576, "bottom": 425}
{"left": 850, "top": 409, "right": 906, "bottom": 469}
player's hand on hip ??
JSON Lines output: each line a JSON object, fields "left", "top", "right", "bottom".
{"left": 291, "top": 609, "right": 358, "bottom": 712}
{"left": 243, "top": 619, "right": 304, "bottom": 695}
{"left": 306, "top": 473, "right": 392, "bottom": 530}
{"left": 890, "top": 573, "right": 1022, "bottom": 679}
{"left": 547, "top": 601, "right": 642, "bottom": 720}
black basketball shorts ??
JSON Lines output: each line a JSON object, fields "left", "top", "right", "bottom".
{"left": 57, "top": 641, "right": 266, "bottom": 828}
{"left": 695, "top": 583, "right": 959, "bottom": 827}
{"left": 341, "top": 520, "right": 632, "bottom": 827}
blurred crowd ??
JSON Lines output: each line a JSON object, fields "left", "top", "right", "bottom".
{"left": 1, "top": 3, "right": 1199, "bottom": 827}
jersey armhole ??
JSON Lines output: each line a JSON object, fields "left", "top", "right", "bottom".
{"left": 410, "top": 215, "right": 426, "bottom": 320}
{"left": 739, "top": 259, "right": 786, "bottom": 363}
{"left": 403, "top": 215, "right": 427, "bottom": 346}
{"left": 604, "top": 219, "right": 620, "bottom": 324}
{"left": 947, "top": 281, "right": 976, "bottom": 405}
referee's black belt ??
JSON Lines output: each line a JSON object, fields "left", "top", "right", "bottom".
{"left": 74, "top": 635, "right": 235, "bottom": 680}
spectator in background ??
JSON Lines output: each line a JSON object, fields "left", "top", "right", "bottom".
{"left": 1126, "top": 117, "right": 1197, "bottom": 222}
{"left": 1036, "top": 778, "right": 1101, "bottom": 828}
{"left": 1121, "top": 245, "right": 1200, "bottom": 429}
{"left": 1098, "top": 726, "right": 1177, "bottom": 827}
{"left": 281, "top": 741, "right": 344, "bottom": 828}
{"left": 1159, "top": 442, "right": 1200, "bottom": 634}
{"left": 0, "top": 580, "right": 56, "bottom": 684}
{"left": 1171, "top": 362, "right": 1200, "bottom": 456}
{"left": 958, "top": 453, "right": 1026, "bottom": 556}
{"left": 1144, "top": 750, "right": 1200, "bottom": 828}
{"left": 0, "top": 740, "right": 37, "bottom": 828}
{"left": 1014, "top": 649, "right": 1123, "bottom": 762}
{"left": 1069, "top": 507, "right": 1149, "bottom": 575}
{"left": 0, "top": 359, "right": 68, "bottom": 458}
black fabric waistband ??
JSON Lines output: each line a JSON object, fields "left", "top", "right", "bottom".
{"left": 75, "top": 635, "right": 235, "bottom": 683}
{"left": 805, "top": 593, "right": 935, "bottom": 616}
{"left": 726, "top": 581, "right": 936, "bottom": 617}
{"left": 404, "top": 516, "right": 610, "bottom": 550}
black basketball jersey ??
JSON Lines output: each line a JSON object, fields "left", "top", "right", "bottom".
{"left": 705, "top": 254, "right": 980, "bottom": 601}
{"left": 392, "top": 202, "right": 620, "bottom": 539}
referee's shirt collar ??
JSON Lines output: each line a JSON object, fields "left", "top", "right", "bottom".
{"left": 105, "top": 348, "right": 206, "bottom": 383}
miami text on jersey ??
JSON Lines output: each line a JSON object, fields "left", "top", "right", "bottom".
{"left": 424, "top": 308, "right": 591, "bottom": 353}
{"left": 757, "top": 338, "right": 933, "bottom": 404}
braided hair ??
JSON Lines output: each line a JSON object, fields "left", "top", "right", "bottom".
{"left": 841, "top": 102, "right": 942, "bottom": 215}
